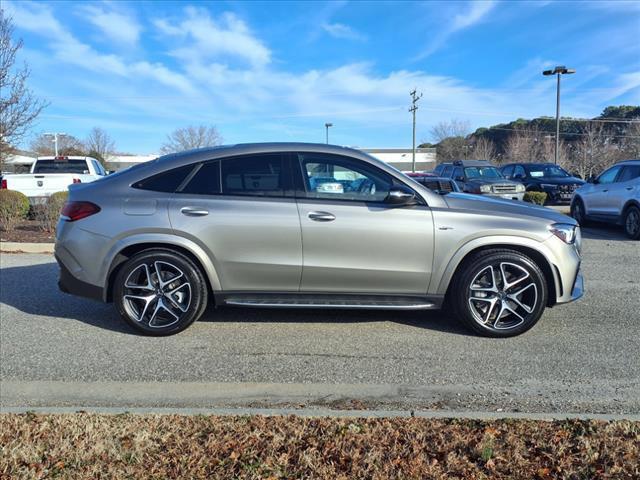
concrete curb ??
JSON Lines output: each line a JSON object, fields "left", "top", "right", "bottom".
{"left": 1, "top": 405, "right": 638, "bottom": 421}
{"left": 0, "top": 242, "right": 54, "bottom": 253}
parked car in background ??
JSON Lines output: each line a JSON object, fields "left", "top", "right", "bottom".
{"left": 571, "top": 159, "right": 640, "bottom": 239}
{"left": 407, "top": 175, "right": 460, "bottom": 194}
{"left": 56, "top": 143, "right": 583, "bottom": 338}
{"left": 435, "top": 160, "right": 525, "bottom": 201}
{"left": 1, "top": 156, "right": 107, "bottom": 204}
{"left": 500, "top": 163, "right": 584, "bottom": 204}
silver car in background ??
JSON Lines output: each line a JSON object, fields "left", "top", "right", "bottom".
{"left": 571, "top": 159, "right": 640, "bottom": 239}
{"left": 55, "top": 143, "right": 583, "bottom": 337}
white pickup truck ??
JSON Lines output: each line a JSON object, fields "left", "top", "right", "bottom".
{"left": 1, "top": 156, "right": 107, "bottom": 204}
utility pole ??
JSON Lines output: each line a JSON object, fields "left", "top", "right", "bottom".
{"left": 43, "top": 132, "right": 67, "bottom": 157}
{"left": 409, "top": 89, "right": 422, "bottom": 172}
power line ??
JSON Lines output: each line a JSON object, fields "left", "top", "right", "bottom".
{"left": 478, "top": 126, "right": 640, "bottom": 139}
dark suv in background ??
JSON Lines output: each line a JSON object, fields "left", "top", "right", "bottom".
{"left": 500, "top": 163, "right": 585, "bottom": 204}
{"left": 434, "top": 160, "right": 525, "bottom": 201}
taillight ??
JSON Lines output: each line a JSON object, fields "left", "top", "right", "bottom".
{"left": 72, "top": 178, "right": 82, "bottom": 184}
{"left": 60, "top": 201, "right": 101, "bottom": 222}
{"left": 1, "top": 179, "right": 6, "bottom": 189}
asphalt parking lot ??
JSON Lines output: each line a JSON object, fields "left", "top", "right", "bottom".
{"left": 1, "top": 225, "right": 639, "bottom": 414}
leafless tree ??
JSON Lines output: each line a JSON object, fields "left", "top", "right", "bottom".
{"left": 85, "top": 127, "right": 115, "bottom": 163}
{"left": 160, "top": 125, "right": 222, "bottom": 154}
{"left": 428, "top": 119, "right": 471, "bottom": 143}
{"left": 470, "top": 137, "right": 497, "bottom": 162}
{"left": 0, "top": 10, "right": 48, "bottom": 166}
{"left": 30, "top": 133, "right": 84, "bottom": 156}
{"left": 567, "top": 122, "right": 615, "bottom": 179}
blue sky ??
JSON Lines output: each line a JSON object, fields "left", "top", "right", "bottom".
{"left": 4, "top": 0, "right": 640, "bottom": 154}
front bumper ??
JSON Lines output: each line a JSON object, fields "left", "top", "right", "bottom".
{"left": 485, "top": 192, "right": 525, "bottom": 201}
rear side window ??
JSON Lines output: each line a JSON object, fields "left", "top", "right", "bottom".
{"left": 442, "top": 165, "right": 453, "bottom": 177}
{"left": 133, "top": 164, "right": 194, "bottom": 192}
{"left": 220, "top": 154, "right": 285, "bottom": 197}
{"left": 617, "top": 165, "right": 640, "bottom": 183}
{"left": 502, "top": 165, "right": 514, "bottom": 178}
{"left": 182, "top": 161, "right": 221, "bottom": 195}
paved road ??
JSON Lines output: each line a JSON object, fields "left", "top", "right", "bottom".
{"left": 1, "top": 226, "right": 639, "bottom": 414}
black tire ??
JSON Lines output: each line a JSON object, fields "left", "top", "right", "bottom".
{"left": 113, "top": 249, "right": 208, "bottom": 336}
{"left": 449, "top": 249, "right": 548, "bottom": 337}
{"left": 623, "top": 205, "right": 640, "bottom": 240}
{"left": 571, "top": 197, "right": 590, "bottom": 227}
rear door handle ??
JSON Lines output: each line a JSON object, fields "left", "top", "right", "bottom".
{"left": 308, "top": 211, "right": 335, "bottom": 222}
{"left": 602, "top": 189, "right": 608, "bottom": 193}
{"left": 180, "top": 207, "right": 209, "bottom": 217}
{"left": 626, "top": 187, "right": 633, "bottom": 190}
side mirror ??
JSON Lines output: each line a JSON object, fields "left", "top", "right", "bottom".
{"left": 514, "top": 173, "right": 524, "bottom": 180}
{"left": 455, "top": 175, "right": 465, "bottom": 182}
{"left": 385, "top": 185, "right": 417, "bottom": 206}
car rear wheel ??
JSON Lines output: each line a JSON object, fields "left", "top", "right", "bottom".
{"left": 114, "top": 249, "right": 208, "bottom": 336}
{"left": 623, "top": 205, "right": 640, "bottom": 240}
{"left": 450, "top": 249, "right": 548, "bottom": 337}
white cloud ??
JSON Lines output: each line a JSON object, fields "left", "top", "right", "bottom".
{"left": 415, "top": 0, "right": 497, "bottom": 60}
{"left": 321, "top": 22, "right": 367, "bottom": 41}
{"left": 153, "top": 7, "right": 271, "bottom": 67}
{"left": 81, "top": 5, "right": 141, "bottom": 46}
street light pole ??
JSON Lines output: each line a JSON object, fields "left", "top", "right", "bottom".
{"left": 542, "top": 66, "right": 575, "bottom": 164}
{"left": 43, "top": 132, "right": 67, "bottom": 157}
{"left": 324, "top": 123, "right": 333, "bottom": 144}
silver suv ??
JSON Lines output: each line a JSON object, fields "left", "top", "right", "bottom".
{"left": 571, "top": 159, "right": 640, "bottom": 239}
{"left": 55, "top": 143, "right": 583, "bottom": 337}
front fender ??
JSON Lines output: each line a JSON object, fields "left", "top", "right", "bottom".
{"left": 430, "top": 235, "right": 561, "bottom": 298}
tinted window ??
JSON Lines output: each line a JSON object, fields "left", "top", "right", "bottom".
{"left": 221, "top": 154, "right": 285, "bottom": 197}
{"left": 442, "top": 165, "right": 453, "bottom": 177}
{"left": 513, "top": 165, "right": 526, "bottom": 178}
{"left": 134, "top": 164, "right": 194, "bottom": 192}
{"left": 453, "top": 167, "right": 464, "bottom": 179}
{"left": 617, "top": 165, "right": 640, "bottom": 183}
{"left": 502, "top": 165, "right": 514, "bottom": 178}
{"left": 598, "top": 166, "right": 622, "bottom": 184}
{"left": 298, "top": 153, "right": 392, "bottom": 202}
{"left": 33, "top": 160, "right": 88, "bottom": 174}
{"left": 182, "top": 162, "right": 221, "bottom": 195}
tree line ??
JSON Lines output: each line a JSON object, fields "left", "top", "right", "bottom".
{"left": 422, "top": 106, "right": 640, "bottom": 178}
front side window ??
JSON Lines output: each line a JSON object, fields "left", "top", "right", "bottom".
{"left": 501, "top": 165, "right": 514, "bottom": 178}
{"left": 298, "top": 153, "right": 392, "bottom": 202}
{"left": 221, "top": 154, "right": 285, "bottom": 197}
{"left": 617, "top": 165, "right": 640, "bottom": 183}
{"left": 453, "top": 167, "right": 464, "bottom": 180}
{"left": 598, "top": 166, "right": 622, "bottom": 184}
{"left": 513, "top": 165, "right": 526, "bottom": 178}
{"left": 442, "top": 165, "right": 453, "bottom": 177}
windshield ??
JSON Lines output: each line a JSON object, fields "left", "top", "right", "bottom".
{"left": 525, "top": 165, "right": 570, "bottom": 178}
{"left": 464, "top": 166, "right": 503, "bottom": 179}
{"left": 33, "top": 160, "right": 88, "bottom": 174}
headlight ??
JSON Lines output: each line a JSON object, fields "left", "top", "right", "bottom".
{"left": 479, "top": 185, "right": 492, "bottom": 193}
{"left": 549, "top": 223, "right": 578, "bottom": 244}
{"left": 515, "top": 184, "right": 525, "bottom": 192}
{"left": 541, "top": 183, "right": 558, "bottom": 190}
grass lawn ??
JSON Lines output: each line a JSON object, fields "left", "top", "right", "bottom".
{"left": 1, "top": 413, "right": 638, "bottom": 479}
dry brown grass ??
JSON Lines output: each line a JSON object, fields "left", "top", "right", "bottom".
{"left": 1, "top": 413, "right": 638, "bottom": 479}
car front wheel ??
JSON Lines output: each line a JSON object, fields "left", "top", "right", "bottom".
{"left": 623, "top": 205, "right": 640, "bottom": 240}
{"left": 571, "top": 198, "right": 589, "bottom": 227}
{"left": 114, "top": 249, "right": 208, "bottom": 336}
{"left": 450, "top": 249, "right": 548, "bottom": 337}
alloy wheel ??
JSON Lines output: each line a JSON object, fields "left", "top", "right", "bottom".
{"left": 467, "top": 262, "right": 539, "bottom": 331}
{"left": 122, "top": 261, "right": 192, "bottom": 328}
{"left": 625, "top": 208, "right": 640, "bottom": 237}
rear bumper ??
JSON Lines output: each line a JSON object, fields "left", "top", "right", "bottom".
{"left": 56, "top": 254, "right": 104, "bottom": 302}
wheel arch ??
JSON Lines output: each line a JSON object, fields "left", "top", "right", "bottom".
{"left": 103, "top": 236, "right": 221, "bottom": 302}
{"left": 621, "top": 199, "right": 640, "bottom": 217}
{"left": 437, "top": 239, "right": 559, "bottom": 307}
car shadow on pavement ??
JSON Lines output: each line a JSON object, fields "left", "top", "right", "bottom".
{"left": 1, "top": 261, "right": 472, "bottom": 336}
{"left": 580, "top": 225, "right": 632, "bottom": 241}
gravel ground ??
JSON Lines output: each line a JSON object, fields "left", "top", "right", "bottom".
{"left": 1, "top": 225, "right": 639, "bottom": 414}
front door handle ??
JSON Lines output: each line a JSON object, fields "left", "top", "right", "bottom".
{"left": 626, "top": 187, "right": 633, "bottom": 191}
{"left": 180, "top": 207, "right": 209, "bottom": 217}
{"left": 602, "top": 189, "right": 608, "bottom": 193}
{"left": 308, "top": 211, "right": 335, "bottom": 222}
